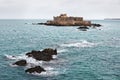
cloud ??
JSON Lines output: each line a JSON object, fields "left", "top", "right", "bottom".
{"left": 0, "top": 0, "right": 120, "bottom": 19}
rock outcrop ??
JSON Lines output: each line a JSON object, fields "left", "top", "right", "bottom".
{"left": 26, "top": 48, "right": 57, "bottom": 61}
{"left": 13, "top": 60, "right": 27, "bottom": 66}
{"left": 25, "top": 66, "right": 46, "bottom": 73}
{"left": 77, "top": 26, "right": 89, "bottom": 31}
{"left": 42, "top": 48, "right": 57, "bottom": 55}
{"left": 78, "top": 26, "right": 89, "bottom": 29}
{"left": 91, "top": 23, "right": 102, "bottom": 27}
{"left": 10, "top": 48, "right": 58, "bottom": 75}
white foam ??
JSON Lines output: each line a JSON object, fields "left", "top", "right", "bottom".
{"left": 57, "top": 49, "right": 67, "bottom": 53}
{"left": 9, "top": 63, "right": 18, "bottom": 67}
{"left": 26, "top": 57, "right": 42, "bottom": 64}
{"left": 5, "top": 54, "right": 43, "bottom": 67}
{"left": 44, "top": 66, "right": 54, "bottom": 70}
{"left": 52, "top": 55, "right": 57, "bottom": 59}
{"left": 5, "top": 54, "right": 17, "bottom": 60}
{"left": 17, "top": 55, "right": 28, "bottom": 60}
{"left": 60, "top": 40, "right": 97, "bottom": 48}
{"left": 22, "top": 56, "right": 43, "bottom": 67}
{"left": 40, "top": 71, "right": 59, "bottom": 76}
{"left": 5, "top": 54, "right": 28, "bottom": 60}
{"left": 30, "top": 71, "right": 59, "bottom": 76}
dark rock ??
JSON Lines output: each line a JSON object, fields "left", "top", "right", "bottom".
{"left": 26, "top": 48, "right": 57, "bottom": 61}
{"left": 26, "top": 50, "right": 52, "bottom": 61}
{"left": 77, "top": 26, "right": 89, "bottom": 31}
{"left": 26, "top": 50, "right": 40, "bottom": 57}
{"left": 42, "top": 48, "right": 57, "bottom": 55}
{"left": 13, "top": 60, "right": 27, "bottom": 66}
{"left": 32, "top": 23, "right": 46, "bottom": 25}
{"left": 78, "top": 26, "right": 89, "bottom": 29}
{"left": 37, "top": 23, "right": 45, "bottom": 25}
{"left": 25, "top": 66, "right": 46, "bottom": 73}
{"left": 91, "top": 23, "right": 102, "bottom": 27}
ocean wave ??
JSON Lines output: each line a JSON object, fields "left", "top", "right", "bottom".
{"left": 60, "top": 40, "right": 98, "bottom": 48}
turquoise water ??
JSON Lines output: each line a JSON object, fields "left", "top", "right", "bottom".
{"left": 0, "top": 19, "right": 120, "bottom": 80}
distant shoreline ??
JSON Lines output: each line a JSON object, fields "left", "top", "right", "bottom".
{"left": 104, "top": 18, "right": 120, "bottom": 20}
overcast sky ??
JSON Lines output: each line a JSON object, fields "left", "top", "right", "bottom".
{"left": 0, "top": 0, "right": 120, "bottom": 19}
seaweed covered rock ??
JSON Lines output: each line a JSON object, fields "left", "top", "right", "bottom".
{"left": 25, "top": 66, "right": 46, "bottom": 73}
{"left": 13, "top": 60, "right": 27, "bottom": 66}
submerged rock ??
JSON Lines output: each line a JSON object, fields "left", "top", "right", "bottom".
{"left": 26, "top": 48, "right": 57, "bottom": 61}
{"left": 13, "top": 60, "right": 27, "bottom": 66}
{"left": 25, "top": 66, "right": 46, "bottom": 73}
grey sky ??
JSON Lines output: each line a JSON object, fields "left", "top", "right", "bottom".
{"left": 0, "top": 0, "right": 120, "bottom": 19}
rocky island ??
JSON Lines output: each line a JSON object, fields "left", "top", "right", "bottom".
{"left": 38, "top": 14, "right": 101, "bottom": 27}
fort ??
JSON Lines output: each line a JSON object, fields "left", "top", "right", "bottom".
{"left": 37, "top": 14, "right": 101, "bottom": 27}
{"left": 38, "top": 14, "right": 91, "bottom": 26}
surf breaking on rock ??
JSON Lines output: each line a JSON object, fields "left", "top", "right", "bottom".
{"left": 6, "top": 48, "right": 59, "bottom": 75}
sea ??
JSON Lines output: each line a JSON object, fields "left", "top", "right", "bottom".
{"left": 0, "top": 19, "right": 120, "bottom": 80}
